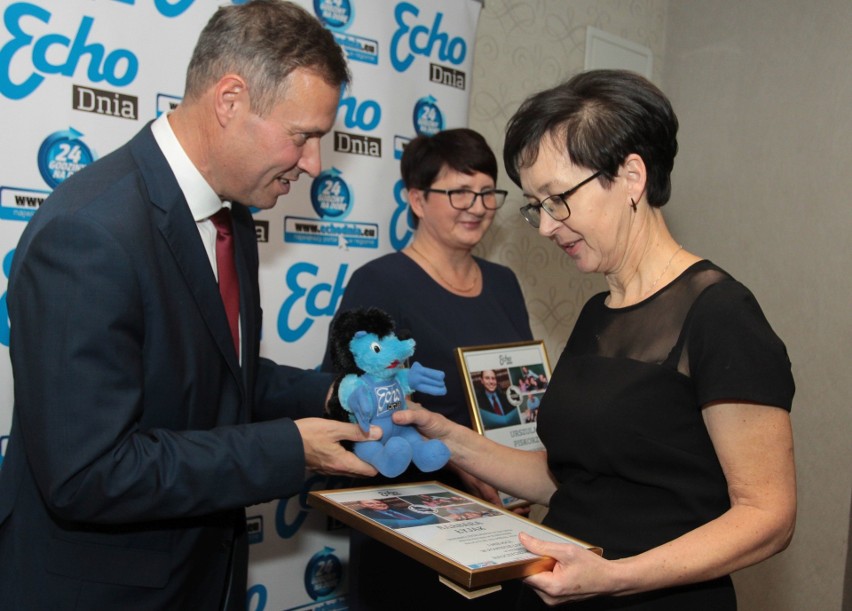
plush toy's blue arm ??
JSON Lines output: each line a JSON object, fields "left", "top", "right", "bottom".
{"left": 402, "top": 361, "right": 447, "bottom": 397}
{"left": 339, "top": 374, "right": 374, "bottom": 432}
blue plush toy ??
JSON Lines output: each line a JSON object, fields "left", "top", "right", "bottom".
{"left": 328, "top": 308, "right": 451, "bottom": 478}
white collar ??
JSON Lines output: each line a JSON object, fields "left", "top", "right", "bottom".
{"left": 151, "top": 113, "right": 223, "bottom": 221}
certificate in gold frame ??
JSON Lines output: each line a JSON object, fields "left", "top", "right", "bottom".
{"left": 455, "top": 340, "right": 551, "bottom": 506}
{"left": 308, "top": 481, "right": 601, "bottom": 595}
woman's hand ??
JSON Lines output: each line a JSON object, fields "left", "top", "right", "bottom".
{"left": 397, "top": 407, "right": 505, "bottom": 505}
{"left": 519, "top": 533, "right": 619, "bottom": 605}
{"left": 395, "top": 406, "right": 557, "bottom": 506}
{"left": 392, "top": 404, "right": 456, "bottom": 441}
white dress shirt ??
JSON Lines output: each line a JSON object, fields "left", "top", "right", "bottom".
{"left": 150, "top": 113, "right": 241, "bottom": 358}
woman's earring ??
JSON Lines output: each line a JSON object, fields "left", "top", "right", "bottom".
{"left": 630, "top": 198, "right": 638, "bottom": 212}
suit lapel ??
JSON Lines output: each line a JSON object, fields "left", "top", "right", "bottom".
{"left": 159, "top": 212, "right": 243, "bottom": 374}
{"left": 129, "top": 126, "right": 244, "bottom": 387}
{"left": 231, "top": 204, "right": 259, "bottom": 421}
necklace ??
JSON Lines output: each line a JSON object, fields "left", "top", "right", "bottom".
{"left": 646, "top": 244, "right": 683, "bottom": 296}
{"left": 408, "top": 243, "right": 481, "bottom": 294}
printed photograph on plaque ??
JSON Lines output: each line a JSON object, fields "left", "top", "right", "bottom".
{"left": 308, "top": 482, "right": 601, "bottom": 596}
{"left": 455, "top": 341, "right": 551, "bottom": 507}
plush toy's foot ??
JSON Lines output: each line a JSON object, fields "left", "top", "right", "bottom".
{"left": 411, "top": 439, "right": 451, "bottom": 473}
{"left": 355, "top": 438, "right": 412, "bottom": 478}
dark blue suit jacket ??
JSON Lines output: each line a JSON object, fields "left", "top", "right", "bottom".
{"left": 475, "top": 386, "right": 520, "bottom": 429}
{"left": 475, "top": 386, "right": 510, "bottom": 416}
{"left": 0, "top": 124, "right": 332, "bottom": 609}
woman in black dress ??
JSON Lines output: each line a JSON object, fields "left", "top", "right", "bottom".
{"left": 394, "top": 70, "right": 796, "bottom": 610}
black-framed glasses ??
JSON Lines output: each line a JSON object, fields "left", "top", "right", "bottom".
{"left": 519, "top": 170, "right": 603, "bottom": 228}
{"left": 424, "top": 187, "right": 508, "bottom": 210}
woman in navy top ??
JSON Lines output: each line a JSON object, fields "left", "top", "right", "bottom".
{"left": 322, "top": 128, "right": 532, "bottom": 610}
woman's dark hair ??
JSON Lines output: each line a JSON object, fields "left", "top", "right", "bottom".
{"left": 401, "top": 128, "right": 498, "bottom": 191}
{"left": 503, "top": 69, "right": 678, "bottom": 206}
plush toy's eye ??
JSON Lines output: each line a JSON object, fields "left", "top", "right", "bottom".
{"left": 370, "top": 342, "right": 381, "bottom": 353}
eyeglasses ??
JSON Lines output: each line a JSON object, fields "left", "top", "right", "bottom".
{"left": 519, "top": 170, "right": 603, "bottom": 228}
{"left": 423, "top": 188, "right": 508, "bottom": 210}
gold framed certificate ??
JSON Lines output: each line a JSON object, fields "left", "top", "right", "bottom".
{"left": 455, "top": 340, "right": 551, "bottom": 507}
{"left": 308, "top": 482, "right": 601, "bottom": 596}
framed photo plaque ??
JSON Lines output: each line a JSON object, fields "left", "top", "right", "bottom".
{"left": 455, "top": 341, "right": 551, "bottom": 506}
{"left": 308, "top": 481, "right": 601, "bottom": 596}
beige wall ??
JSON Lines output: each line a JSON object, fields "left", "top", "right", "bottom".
{"left": 664, "top": 2, "right": 852, "bottom": 609}
{"left": 470, "top": 1, "right": 851, "bottom": 609}
{"left": 470, "top": 0, "right": 668, "bottom": 357}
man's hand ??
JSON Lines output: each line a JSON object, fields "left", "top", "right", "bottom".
{"left": 295, "top": 418, "right": 381, "bottom": 477}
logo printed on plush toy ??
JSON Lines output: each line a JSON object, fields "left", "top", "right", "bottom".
{"left": 374, "top": 383, "right": 403, "bottom": 414}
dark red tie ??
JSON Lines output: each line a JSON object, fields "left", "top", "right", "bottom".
{"left": 210, "top": 207, "right": 240, "bottom": 357}
{"left": 491, "top": 394, "right": 503, "bottom": 415}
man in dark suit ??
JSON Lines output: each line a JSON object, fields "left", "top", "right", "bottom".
{"left": 475, "top": 369, "right": 510, "bottom": 415}
{"left": 474, "top": 369, "right": 520, "bottom": 430}
{"left": 0, "top": 2, "right": 379, "bottom": 609}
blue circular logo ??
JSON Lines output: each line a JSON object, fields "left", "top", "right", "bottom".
{"left": 37, "top": 128, "right": 95, "bottom": 188}
{"left": 313, "top": 0, "right": 353, "bottom": 30}
{"left": 310, "top": 168, "right": 352, "bottom": 219}
{"left": 413, "top": 96, "right": 444, "bottom": 136}
{"left": 304, "top": 546, "right": 342, "bottom": 600}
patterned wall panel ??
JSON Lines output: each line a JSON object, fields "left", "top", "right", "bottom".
{"left": 469, "top": 0, "right": 667, "bottom": 358}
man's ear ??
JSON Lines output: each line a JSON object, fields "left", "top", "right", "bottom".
{"left": 213, "top": 74, "right": 248, "bottom": 127}
{"left": 622, "top": 153, "right": 648, "bottom": 203}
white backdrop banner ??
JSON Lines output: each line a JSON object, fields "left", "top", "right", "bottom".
{"left": 0, "top": 0, "right": 481, "bottom": 608}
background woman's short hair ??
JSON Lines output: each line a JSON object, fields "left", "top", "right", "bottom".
{"left": 401, "top": 128, "right": 498, "bottom": 191}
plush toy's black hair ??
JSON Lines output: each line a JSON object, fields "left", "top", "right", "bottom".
{"left": 326, "top": 307, "right": 396, "bottom": 427}
{"left": 328, "top": 307, "right": 395, "bottom": 374}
